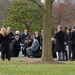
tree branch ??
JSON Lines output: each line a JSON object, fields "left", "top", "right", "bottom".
{"left": 31, "top": 0, "right": 45, "bottom": 12}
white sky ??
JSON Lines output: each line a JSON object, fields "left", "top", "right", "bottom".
{"left": 41, "top": 0, "right": 65, "bottom": 3}
{"left": 41, "top": 0, "right": 58, "bottom": 3}
{"left": 41, "top": 0, "right": 45, "bottom": 3}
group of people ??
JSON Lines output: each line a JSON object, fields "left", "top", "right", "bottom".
{"left": 0, "top": 27, "right": 42, "bottom": 61}
{"left": 1, "top": 25, "right": 75, "bottom": 61}
{"left": 52, "top": 25, "right": 75, "bottom": 61}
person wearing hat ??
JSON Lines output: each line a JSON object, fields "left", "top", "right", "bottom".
{"left": 11, "top": 35, "right": 20, "bottom": 57}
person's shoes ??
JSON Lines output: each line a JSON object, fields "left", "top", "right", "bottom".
{"left": 2, "top": 59, "right": 4, "bottom": 61}
{"left": 30, "top": 56, "right": 34, "bottom": 58}
{"left": 57, "top": 59, "right": 61, "bottom": 61}
{"left": 70, "top": 58, "right": 74, "bottom": 61}
{"left": 73, "top": 59, "right": 75, "bottom": 61}
{"left": 27, "top": 55, "right": 30, "bottom": 57}
{"left": 65, "top": 58, "right": 68, "bottom": 61}
{"left": 8, "top": 59, "right": 11, "bottom": 61}
{"left": 60, "top": 59, "right": 62, "bottom": 61}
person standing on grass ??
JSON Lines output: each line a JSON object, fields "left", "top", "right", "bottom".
{"left": 54, "top": 25, "right": 66, "bottom": 61}
{"left": 7, "top": 27, "right": 14, "bottom": 56}
{"left": 70, "top": 26, "right": 75, "bottom": 61}
{"left": 68, "top": 28, "right": 72, "bottom": 60}
{"left": 7, "top": 27, "right": 14, "bottom": 43}
{"left": 0, "top": 27, "right": 11, "bottom": 61}
{"left": 63, "top": 27, "right": 69, "bottom": 61}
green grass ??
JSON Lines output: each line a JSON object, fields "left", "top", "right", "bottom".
{"left": 0, "top": 58, "right": 75, "bottom": 75}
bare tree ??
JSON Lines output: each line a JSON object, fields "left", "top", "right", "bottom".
{"left": 53, "top": 1, "right": 75, "bottom": 27}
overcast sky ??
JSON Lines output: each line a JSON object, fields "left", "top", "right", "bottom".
{"left": 41, "top": 0, "right": 59, "bottom": 3}
{"left": 41, "top": 0, "right": 75, "bottom": 3}
{"left": 41, "top": 0, "right": 64, "bottom": 3}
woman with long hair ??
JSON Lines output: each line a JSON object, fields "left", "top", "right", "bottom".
{"left": 0, "top": 27, "right": 11, "bottom": 61}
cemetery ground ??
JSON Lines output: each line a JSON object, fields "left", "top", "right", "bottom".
{"left": 0, "top": 57, "right": 75, "bottom": 75}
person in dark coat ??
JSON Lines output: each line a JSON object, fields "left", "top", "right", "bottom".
{"left": 15, "top": 30, "right": 21, "bottom": 42}
{"left": 51, "top": 37, "right": 56, "bottom": 58}
{"left": 7, "top": 27, "right": 14, "bottom": 43}
{"left": 54, "top": 25, "right": 66, "bottom": 61}
{"left": 21, "top": 29, "right": 31, "bottom": 43}
{"left": 63, "top": 27, "right": 69, "bottom": 61}
{"left": 70, "top": 26, "right": 75, "bottom": 60}
{"left": 12, "top": 35, "right": 20, "bottom": 57}
{"left": 0, "top": 27, "right": 11, "bottom": 61}
{"left": 7, "top": 27, "right": 14, "bottom": 56}
{"left": 68, "top": 28, "right": 72, "bottom": 60}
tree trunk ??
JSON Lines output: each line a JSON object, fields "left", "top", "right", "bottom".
{"left": 42, "top": 0, "right": 53, "bottom": 61}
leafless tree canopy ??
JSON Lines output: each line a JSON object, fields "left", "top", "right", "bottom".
{"left": 0, "top": 0, "right": 75, "bottom": 28}
{"left": 53, "top": 0, "right": 75, "bottom": 27}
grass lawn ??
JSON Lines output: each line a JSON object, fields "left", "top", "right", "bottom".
{"left": 0, "top": 58, "right": 75, "bottom": 75}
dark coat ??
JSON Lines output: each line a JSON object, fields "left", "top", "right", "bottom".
{"left": 12, "top": 39, "right": 20, "bottom": 57}
{"left": 65, "top": 33, "right": 69, "bottom": 45}
{"left": 14, "top": 34, "right": 21, "bottom": 43}
{"left": 22, "top": 42, "right": 32, "bottom": 56}
{"left": 8, "top": 32, "right": 14, "bottom": 43}
{"left": 70, "top": 30, "right": 75, "bottom": 46}
{"left": 21, "top": 33, "right": 30, "bottom": 43}
{"left": 35, "top": 35, "right": 41, "bottom": 45}
{"left": 0, "top": 34, "right": 10, "bottom": 52}
{"left": 54, "top": 31, "right": 66, "bottom": 52}
{"left": 52, "top": 40, "right": 56, "bottom": 56}
{"left": 70, "top": 30, "right": 75, "bottom": 60}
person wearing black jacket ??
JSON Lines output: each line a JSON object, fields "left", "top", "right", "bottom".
{"left": 21, "top": 29, "right": 31, "bottom": 43}
{"left": 70, "top": 26, "right": 75, "bottom": 60}
{"left": 7, "top": 27, "right": 14, "bottom": 56}
{"left": 7, "top": 27, "right": 14, "bottom": 43}
{"left": 0, "top": 27, "right": 11, "bottom": 61}
{"left": 15, "top": 30, "right": 21, "bottom": 42}
{"left": 12, "top": 35, "right": 20, "bottom": 57}
{"left": 68, "top": 28, "right": 72, "bottom": 60}
{"left": 54, "top": 25, "right": 66, "bottom": 61}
